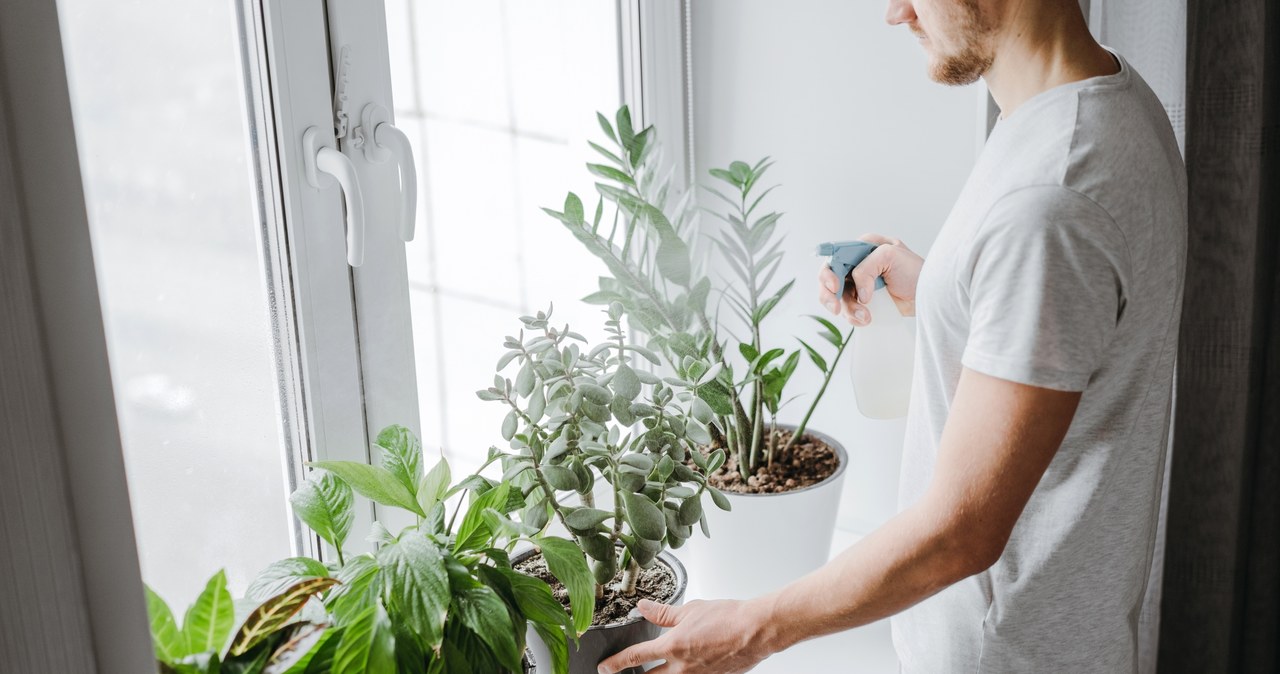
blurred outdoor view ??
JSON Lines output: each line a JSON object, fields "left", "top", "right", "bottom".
{"left": 387, "top": 0, "right": 622, "bottom": 477}
{"left": 57, "top": 0, "right": 291, "bottom": 610}
{"left": 59, "top": 0, "right": 630, "bottom": 610}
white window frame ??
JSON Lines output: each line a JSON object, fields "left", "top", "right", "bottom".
{"left": 240, "top": 0, "right": 699, "bottom": 560}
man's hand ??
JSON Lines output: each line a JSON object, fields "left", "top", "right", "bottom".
{"left": 595, "top": 598, "right": 774, "bottom": 674}
{"left": 818, "top": 233, "right": 923, "bottom": 326}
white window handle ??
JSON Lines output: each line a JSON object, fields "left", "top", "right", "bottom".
{"left": 302, "top": 126, "right": 366, "bottom": 266}
{"left": 358, "top": 103, "right": 417, "bottom": 242}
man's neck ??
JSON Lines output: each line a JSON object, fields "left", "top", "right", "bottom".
{"left": 982, "top": 2, "right": 1119, "bottom": 119}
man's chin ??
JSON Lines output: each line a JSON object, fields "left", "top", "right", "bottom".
{"left": 926, "top": 54, "right": 986, "bottom": 86}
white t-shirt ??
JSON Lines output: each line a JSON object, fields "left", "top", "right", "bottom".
{"left": 891, "top": 51, "right": 1186, "bottom": 673}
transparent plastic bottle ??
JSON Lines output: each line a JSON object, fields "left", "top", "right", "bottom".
{"left": 850, "top": 288, "right": 914, "bottom": 419}
{"left": 818, "top": 241, "right": 915, "bottom": 420}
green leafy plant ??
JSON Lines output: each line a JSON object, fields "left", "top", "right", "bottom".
{"left": 543, "top": 106, "right": 852, "bottom": 480}
{"left": 145, "top": 570, "right": 336, "bottom": 674}
{"left": 477, "top": 304, "right": 726, "bottom": 615}
{"left": 147, "top": 425, "right": 581, "bottom": 674}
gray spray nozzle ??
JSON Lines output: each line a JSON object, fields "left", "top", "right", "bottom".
{"left": 816, "top": 240, "right": 886, "bottom": 299}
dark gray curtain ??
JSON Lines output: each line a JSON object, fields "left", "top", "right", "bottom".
{"left": 1159, "top": 0, "right": 1280, "bottom": 671}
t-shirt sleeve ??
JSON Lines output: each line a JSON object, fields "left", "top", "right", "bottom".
{"left": 961, "top": 186, "right": 1131, "bottom": 392}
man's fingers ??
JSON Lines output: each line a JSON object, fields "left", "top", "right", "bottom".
{"left": 849, "top": 245, "right": 895, "bottom": 305}
{"left": 842, "top": 291, "right": 871, "bottom": 327}
{"left": 597, "top": 636, "right": 669, "bottom": 674}
{"left": 636, "top": 598, "right": 682, "bottom": 627}
{"left": 817, "top": 262, "right": 842, "bottom": 314}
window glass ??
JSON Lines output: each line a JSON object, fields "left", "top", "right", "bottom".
{"left": 387, "top": 0, "right": 622, "bottom": 476}
{"left": 57, "top": 0, "right": 292, "bottom": 608}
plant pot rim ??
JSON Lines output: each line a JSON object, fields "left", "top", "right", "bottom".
{"left": 511, "top": 546, "right": 688, "bottom": 632}
{"left": 717, "top": 423, "right": 848, "bottom": 499}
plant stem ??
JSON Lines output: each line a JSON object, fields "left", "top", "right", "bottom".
{"left": 781, "top": 328, "right": 854, "bottom": 458}
{"left": 621, "top": 558, "right": 641, "bottom": 596}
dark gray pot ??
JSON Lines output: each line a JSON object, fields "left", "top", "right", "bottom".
{"left": 514, "top": 547, "right": 688, "bottom": 674}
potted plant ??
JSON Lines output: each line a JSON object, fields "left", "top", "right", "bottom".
{"left": 541, "top": 106, "right": 852, "bottom": 600}
{"left": 144, "top": 424, "right": 579, "bottom": 673}
{"left": 477, "top": 304, "right": 723, "bottom": 673}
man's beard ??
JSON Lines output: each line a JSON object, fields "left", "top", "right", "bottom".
{"left": 926, "top": 1, "right": 995, "bottom": 86}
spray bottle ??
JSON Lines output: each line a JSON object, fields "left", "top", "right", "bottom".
{"left": 817, "top": 241, "right": 914, "bottom": 419}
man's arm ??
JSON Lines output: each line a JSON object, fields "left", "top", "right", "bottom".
{"left": 598, "top": 368, "right": 1080, "bottom": 674}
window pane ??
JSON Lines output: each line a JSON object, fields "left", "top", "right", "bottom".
{"left": 57, "top": 0, "right": 292, "bottom": 608}
{"left": 388, "top": 0, "right": 622, "bottom": 476}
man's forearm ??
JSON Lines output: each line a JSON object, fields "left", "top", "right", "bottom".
{"left": 746, "top": 501, "right": 982, "bottom": 653}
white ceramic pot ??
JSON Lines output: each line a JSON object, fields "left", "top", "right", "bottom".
{"left": 685, "top": 425, "right": 847, "bottom": 600}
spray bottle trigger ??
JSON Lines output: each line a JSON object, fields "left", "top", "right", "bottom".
{"left": 816, "top": 240, "right": 887, "bottom": 299}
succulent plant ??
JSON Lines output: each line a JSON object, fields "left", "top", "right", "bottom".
{"left": 478, "top": 303, "right": 728, "bottom": 609}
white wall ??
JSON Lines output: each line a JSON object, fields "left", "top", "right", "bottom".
{"left": 691, "top": 0, "right": 981, "bottom": 532}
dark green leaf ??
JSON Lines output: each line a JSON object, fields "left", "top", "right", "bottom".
{"left": 535, "top": 536, "right": 595, "bottom": 635}
{"left": 332, "top": 605, "right": 394, "bottom": 674}
{"left": 810, "top": 314, "right": 845, "bottom": 348}
{"left": 798, "top": 338, "right": 828, "bottom": 373}
{"left": 290, "top": 472, "right": 354, "bottom": 553}
{"left": 379, "top": 532, "right": 449, "bottom": 650}
{"left": 532, "top": 621, "right": 569, "bottom": 674}
{"left": 457, "top": 586, "right": 523, "bottom": 672}
{"left": 308, "top": 461, "right": 424, "bottom": 517}
{"left": 375, "top": 425, "right": 423, "bottom": 498}
{"left": 266, "top": 622, "right": 332, "bottom": 674}
{"left": 454, "top": 482, "right": 511, "bottom": 552}
{"left": 326, "top": 556, "right": 380, "bottom": 627}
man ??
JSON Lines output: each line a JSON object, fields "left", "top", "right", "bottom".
{"left": 598, "top": 0, "right": 1185, "bottom": 672}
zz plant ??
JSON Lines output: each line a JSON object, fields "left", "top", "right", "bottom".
{"left": 543, "top": 106, "right": 852, "bottom": 480}
{"left": 478, "top": 304, "right": 729, "bottom": 615}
